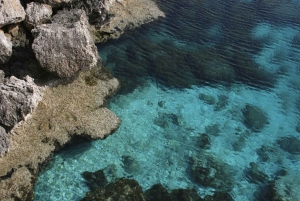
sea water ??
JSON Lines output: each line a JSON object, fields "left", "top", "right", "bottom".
{"left": 34, "top": 0, "right": 300, "bottom": 200}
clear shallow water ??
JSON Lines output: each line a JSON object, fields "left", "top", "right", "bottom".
{"left": 34, "top": 0, "right": 300, "bottom": 200}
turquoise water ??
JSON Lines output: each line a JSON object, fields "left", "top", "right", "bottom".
{"left": 34, "top": 0, "right": 300, "bottom": 200}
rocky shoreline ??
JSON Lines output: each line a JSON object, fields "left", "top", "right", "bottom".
{"left": 0, "top": 0, "right": 164, "bottom": 200}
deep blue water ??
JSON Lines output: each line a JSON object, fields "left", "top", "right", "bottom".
{"left": 34, "top": 0, "right": 300, "bottom": 200}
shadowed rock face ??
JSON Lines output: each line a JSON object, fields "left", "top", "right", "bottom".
{"left": 0, "top": 126, "right": 9, "bottom": 157}
{"left": 32, "top": 9, "right": 99, "bottom": 78}
{"left": 25, "top": 2, "right": 52, "bottom": 30}
{"left": 0, "top": 0, "right": 26, "bottom": 28}
{"left": 0, "top": 75, "right": 43, "bottom": 129}
{"left": 0, "top": 31, "right": 12, "bottom": 64}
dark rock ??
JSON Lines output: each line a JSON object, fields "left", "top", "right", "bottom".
{"left": 0, "top": 70, "right": 4, "bottom": 83}
{"left": 69, "top": 0, "right": 109, "bottom": 25}
{"left": 214, "top": 95, "right": 228, "bottom": 111}
{"left": 277, "top": 136, "right": 300, "bottom": 155}
{"left": 82, "top": 169, "right": 108, "bottom": 190}
{"left": 199, "top": 93, "right": 216, "bottom": 105}
{"left": 122, "top": 155, "right": 140, "bottom": 175}
{"left": 145, "top": 184, "right": 202, "bottom": 201}
{"left": 190, "top": 154, "right": 235, "bottom": 192}
{"left": 25, "top": 2, "right": 52, "bottom": 30}
{"left": 6, "top": 23, "right": 28, "bottom": 47}
{"left": 38, "top": 0, "right": 73, "bottom": 7}
{"left": 256, "top": 145, "right": 277, "bottom": 162}
{"left": 32, "top": 9, "right": 99, "bottom": 78}
{"left": 0, "top": 76, "right": 42, "bottom": 129}
{"left": 242, "top": 104, "right": 269, "bottom": 132}
{"left": 204, "top": 123, "right": 220, "bottom": 136}
{"left": 244, "top": 162, "right": 269, "bottom": 184}
{"left": 197, "top": 133, "right": 211, "bottom": 149}
{"left": 203, "top": 191, "right": 234, "bottom": 201}
{"left": 154, "top": 112, "right": 179, "bottom": 129}
{"left": 145, "top": 184, "right": 172, "bottom": 201}
{"left": 0, "top": 126, "right": 9, "bottom": 157}
{"left": 0, "top": 30, "right": 12, "bottom": 64}
{"left": 82, "top": 178, "right": 146, "bottom": 201}
{"left": 0, "top": 0, "right": 26, "bottom": 28}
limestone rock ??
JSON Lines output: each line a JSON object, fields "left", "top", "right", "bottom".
{"left": 6, "top": 23, "right": 28, "bottom": 47}
{"left": 69, "top": 0, "right": 109, "bottom": 25}
{"left": 0, "top": 126, "right": 9, "bottom": 157}
{"left": 32, "top": 9, "right": 99, "bottom": 78}
{"left": 25, "top": 2, "right": 52, "bottom": 30}
{"left": 92, "top": 0, "right": 165, "bottom": 43}
{"left": 0, "top": 0, "right": 26, "bottom": 28}
{"left": 0, "top": 30, "right": 12, "bottom": 63}
{"left": 0, "top": 167, "right": 34, "bottom": 201}
{"left": 0, "top": 75, "right": 43, "bottom": 128}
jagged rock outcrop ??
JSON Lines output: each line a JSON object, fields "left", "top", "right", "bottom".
{"left": 92, "top": 0, "right": 165, "bottom": 43}
{"left": 0, "top": 30, "right": 12, "bottom": 63}
{"left": 25, "top": 2, "right": 52, "bottom": 30}
{"left": 70, "top": 0, "right": 109, "bottom": 25}
{"left": 0, "top": 67, "right": 120, "bottom": 200}
{"left": 38, "top": 0, "right": 73, "bottom": 7}
{"left": 32, "top": 9, "right": 99, "bottom": 78}
{"left": 0, "top": 0, "right": 26, "bottom": 28}
{"left": 0, "top": 126, "right": 9, "bottom": 157}
{"left": 0, "top": 75, "right": 43, "bottom": 129}
{"left": 6, "top": 23, "right": 28, "bottom": 47}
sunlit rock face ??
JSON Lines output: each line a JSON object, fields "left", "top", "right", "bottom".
{"left": 0, "top": 30, "right": 12, "bottom": 64}
{"left": 0, "top": 0, "right": 25, "bottom": 28}
{"left": 32, "top": 9, "right": 99, "bottom": 78}
{"left": 25, "top": 2, "right": 52, "bottom": 30}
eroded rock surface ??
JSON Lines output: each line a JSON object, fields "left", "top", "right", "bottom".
{"left": 0, "top": 30, "right": 12, "bottom": 64}
{"left": 0, "top": 67, "right": 120, "bottom": 198}
{"left": 0, "top": 75, "right": 43, "bottom": 129}
{"left": 25, "top": 2, "right": 52, "bottom": 30}
{"left": 0, "top": 126, "right": 9, "bottom": 157}
{"left": 38, "top": 0, "right": 73, "bottom": 7}
{"left": 92, "top": 0, "right": 165, "bottom": 43}
{"left": 0, "top": 0, "right": 26, "bottom": 28}
{"left": 32, "top": 9, "right": 99, "bottom": 78}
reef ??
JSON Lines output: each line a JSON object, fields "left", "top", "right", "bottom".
{"left": 0, "top": 0, "right": 164, "bottom": 200}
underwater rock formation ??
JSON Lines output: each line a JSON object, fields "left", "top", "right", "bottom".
{"left": 0, "top": 31, "right": 12, "bottom": 64}
{"left": 32, "top": 9, "right": 99, "bottom": 78}
{"left": 25, "top": 2, "right": 52, "bottom": 30}
{"left": 83, "top": 178, "right": 146, "bottom": 201}
{"left": 242, "top": 104, "right": 269, "bottom": 132}
{"left": 277, "top": 136, "right": 300, "bottom": 155}
{"left": 189, "top": 154, "right": 235, "bottom": 192}
{"left": 0, "top": 0, "right": 25, "bottom": 28}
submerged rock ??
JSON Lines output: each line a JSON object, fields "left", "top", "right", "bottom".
{"left": 145, "top": 184, "right": 202, "bottom": 201}
{"left": 189, "top": 154, "right": 235, "bottom": 192}
{"left": 0, "top": 75, "right": 42, "bottom": 129}
{"left": 32, "top": 9, "right": 99, "bottom": 78}
{"left": 0, "top": 126, "right": 9, "bottom": 157}
{"left": 0, "top": 30, "right": 12, "bottom": 64}
{"left": 25, "top": 2, "right": 52, "bottom": 30}
{"left": 0, "top": 0, "right": 26, "bottom": 28}
{"left": 82, "top": 169, "right": 108, "bottom": 190}
{"left": 242, "top": 104, "right": 269, "bottom": 132}
{"left": 83, "top": 178, "right": 146, "bottom": 201}
{"left": 244, "top": 162, "right": 269, "bottom": 184}
{"left": 277, "top": 136, "right": 300, "bottom": 155}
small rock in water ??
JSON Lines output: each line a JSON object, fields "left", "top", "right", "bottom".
{"left": 242, "top": 104, "right": 269, "bottom": 132}
{"left": 199, "top": 93, "right": 216, "bottom": 105}
{"left": 277, "top": 136, "right": 300, "bottom": 155}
